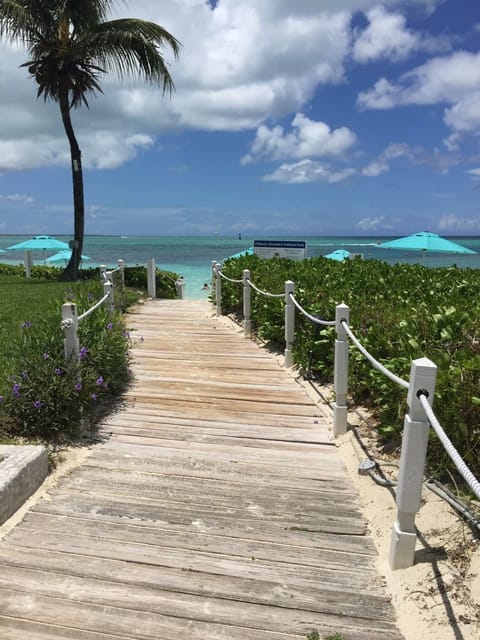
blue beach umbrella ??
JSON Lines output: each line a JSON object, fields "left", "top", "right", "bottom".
{"left": 325, "top": 249, "right": 351, "bottom": 261}
{"left": 7, "top": 235, "right": 70, "bottom": 251}
{"left": 46, "top": 250, "right": 90, "bottom": 264}
{"left": 378, "top": 232, "right": 476, "bottom": 255}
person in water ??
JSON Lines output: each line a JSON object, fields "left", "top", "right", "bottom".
{"left": 202, "top": 283, "right": 210, "bottom": 290}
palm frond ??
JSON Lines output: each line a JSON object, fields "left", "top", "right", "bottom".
{"left": 89, "top": 18, "right": 181, "bottom": 94}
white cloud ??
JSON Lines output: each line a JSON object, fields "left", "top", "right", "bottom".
{"left": 358, "top": 50, "right": 480, "bottom": 145}
{"left": 444, "top": 91, "right": 480, "bottom": 133}
{"left": 242, "top": 113, "right": 357, "bottom": 164}
{"left": 263, "top": 159, "right": 355, "bottom": 184}
{"left": 0, "top": 193, "right": 34, "bottom": 203}
{"left": 361, "top": 141, "right": 418, "bottom": 176}
{"left": 438, "top": 214, "right": 480, "bottom": 233}
{"left": 0, "top": 0, "right": 447, "bottom": 171}
{"left": 353, "top": 6, "right": 420, "bottom": 63}
{"left": 358, "top": 51, "right": 480, "bottom": 109}
{"left": 362, "top": 160, "right": 389, "bottom": 176}
{"left": 467, "top": 167, "right": 480, "bottom": 177}
{"left": 353, "top": 5, "right": 451, "bottom": 64}
{"left": 356, "top": 215, "right": 391, "bottom": 231}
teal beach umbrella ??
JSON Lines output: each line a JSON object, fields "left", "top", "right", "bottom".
{"left": 227, "top": 247, "right": 254, "bottom": 259}
{"left": 7, "top": 235, "right": 70, "bottom": 251}
{"left": 46, "top": 250, "right": 90, "bottom": 264}
{"left": 325, "top": 249, "right": 351, "bottom": 261}
{"left": 378, "top": 232, "right": 476, "bottom": 255}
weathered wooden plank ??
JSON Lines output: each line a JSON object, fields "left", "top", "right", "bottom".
{"left": 54, "top": 467, "right": 361, "bottom": 512}
{"left": 0, "top": 548, "right": 391, "bottom": 621}
{"left": 0, "top": 568, "right": 403, "bottom": 640}
{"left": 124, "top": 392, "right": 319, "bottom": 415}
{"left": 112, "top": 404, "right": 325, "bottom": 428}
{"left": 103, "top": 418, "right": 332, "bottom": 444}
{"left": 84, "top": 452, "right": 358, "bottom": 497}
{"left": 0, "top": 617, "right": 137, "bottom": 640}
{"left": 30, "top": 489, "right": 367, "bottom": 535}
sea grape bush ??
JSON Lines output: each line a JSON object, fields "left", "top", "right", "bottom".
{"left": 0, "top": 281, "right": 131, "bottom": 440}
{"left": 220, "top": 255, "right": 480, "bottom": 481}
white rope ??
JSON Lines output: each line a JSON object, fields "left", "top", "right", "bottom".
{"left": 215, "top": 268, "right": 243, "bottom": 284}
{"left": 289, "top": 293, "right": 336, "bottom": 326}
{"left": 419, "top": 395, "right": 480, "bottom": 500}
{"left": 247, "top": 279, "right": 284, "bottom": 298}
{"left": 110, "top": 266, "right": 121, "bottom": 273}
{"left": 341, "top": 320, "right": 409, "bottom": 390}
{"left": 78, "top": 293, "right": 110, "bottom": 322}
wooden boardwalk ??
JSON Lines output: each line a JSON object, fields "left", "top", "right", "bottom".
{"left": 0, "top": 300, "right": 403, "bottom": 640}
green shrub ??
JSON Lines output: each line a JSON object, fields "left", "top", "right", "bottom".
{"left": 220, "top": 256, "right": 480, "bottom": 483}
{"left": 0, "top": 280, "right": 131, "bottom": 441}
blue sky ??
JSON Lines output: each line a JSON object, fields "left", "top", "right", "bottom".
{"left": 0, "top": 0, "right": 480, "bottom": 237}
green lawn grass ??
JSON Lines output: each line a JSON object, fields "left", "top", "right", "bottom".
{"left": 0, "top": 277, "right": 74, "bottom": 368}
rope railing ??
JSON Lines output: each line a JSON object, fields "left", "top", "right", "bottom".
{"left": 214, "top": 266, "right": 243, "bottom": 284}
{"left": 211, "top": 257, "right": 480, "bottom": 572}
{"left": 289, "top": 292, "right": 336, "bottom": 326}
{"left": 78, "top": 292, "right": 110, "bottom": 322}
{"left": 341, "top": 320, "right": 409, "bottom": 390}
{"left": 419, "top": 394, "right": 480, "bottom": 500}
{"left": 247, "top": 278, "right": 284, "bottom": 298}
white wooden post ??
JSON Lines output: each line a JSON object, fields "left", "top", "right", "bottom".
{"left": 117, "top": 259, "right": 125, "bottom": 292}
{"left": 211, "top": 260, "right": 217, "bottom": 290}
{"left": 243, "top": 269, "right": 251, "bottom": 338}
{"left": 99, "top": 264, "right": 106, "bottom": 282}
{"left": 333, "top": 303, "right": 350, "bottom": 436}
{"left": 61, "top": 302, "right": 79, "bottom": 361}
{"left": 284, "top": 280, "right": 295, "bottom": 368}
{"left": 103, "top": 275, "right": 114, "bottom": 312}
{"left": 175, "top": 276, "right": 185, "bottom": 299}
{"left": 390, "top": 357, "right": 437, "bottom": 570}
{"left": 147, "top": 258, "right": 156, "bottom": 299}
{"left": 215, "top": 262, "right": 222, "bottom": 317}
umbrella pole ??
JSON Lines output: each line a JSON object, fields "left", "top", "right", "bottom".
{"left": 25, "top": 251, "right": 32, "bottom": 278}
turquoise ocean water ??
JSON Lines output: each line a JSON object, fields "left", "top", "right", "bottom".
{"left": 1, "top": 235, "right": 479, "bottom": 300}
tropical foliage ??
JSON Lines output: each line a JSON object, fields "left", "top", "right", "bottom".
{"left": 0, "top": 277, "right": 133, "bottom": 439}
{"left": 219, "top": 255, "right": 480, "bottom": 482}
{"left": 0, "top": 0, "right": 180, "bottom": 280}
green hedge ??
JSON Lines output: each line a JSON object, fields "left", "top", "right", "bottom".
{"left": 220, "top": 255, "right": 480, "bottom": 482}
{"left": 0, "top": 263, "right": 178, "bottom": 298}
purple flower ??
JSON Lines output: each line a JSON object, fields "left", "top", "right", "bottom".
{"left": 54, "top": 368, "right": 63, "bottom": 376}
{"left": 106, "top": 322, "right": 113, "bottom": 330}
{"left": 0, "top": 396, "right": 4, "bottom": 403}
{"left": 140, "top": 336, "right": 144, "bottom": 343}
{"left": 95, "top": 376, "right": 104, "bottom": 385}
{"left": 79, "top": 346, "right": 88, "bottom": 360}
{"left": 43, "top": 353, "right": 49, "bottom": 360}
{"left": 123, "top": 330, "right": 130, "bottom": 339}
{"left": 22, "top": 370, "right": 29, "bottom": 379}
{"left": 91, "top": 393, "right": 97, "bottom": 401}
{"left": 12, "top": 383, "right": 21, "bottom": 398}
{"left": 33, "top": 400, "right": 42, "bottom": 409}
{"left": 21, "top": 321, "right": 32, "bottom": 330}
{"left": 74, "top": 382, "right": 82, "bottom": 391}
{"left": 87, "top": 293, "right": 94, "bottom": 301}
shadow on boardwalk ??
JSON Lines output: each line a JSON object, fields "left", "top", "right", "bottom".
{"left": 0, "top": 299, "right": 404, "bottom": 640}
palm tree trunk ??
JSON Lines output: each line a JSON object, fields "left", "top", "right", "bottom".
{"left": 59, "top": 87, "right": 84, "bottom": 281}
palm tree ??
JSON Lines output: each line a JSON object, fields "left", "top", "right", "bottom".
{"left": 0, "top": 0, "right": 180, "bottom": 280}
